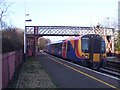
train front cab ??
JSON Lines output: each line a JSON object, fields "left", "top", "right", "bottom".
{"left": 81, "top": 35, "right": 106, "bottom": 69}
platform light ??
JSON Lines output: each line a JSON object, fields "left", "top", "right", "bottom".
{"left": 25, "top": 19, "right": 32, "bottom": 22}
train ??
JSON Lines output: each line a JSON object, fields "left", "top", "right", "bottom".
{"left": 44, "top": 34, "right": 106, "bottom": 69}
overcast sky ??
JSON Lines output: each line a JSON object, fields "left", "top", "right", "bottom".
{"left": 4, "top": 0, "right": 118, "bottom": 42}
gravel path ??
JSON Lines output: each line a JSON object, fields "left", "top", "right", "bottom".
{"left": 14, "top": 57, "right": 56, "bottom": 88}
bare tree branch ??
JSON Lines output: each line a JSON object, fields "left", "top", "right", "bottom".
{"left": 0, "top": 0, "right": 12, "bottom": 29}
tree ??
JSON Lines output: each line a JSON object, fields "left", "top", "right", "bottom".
{"left": 38, "top": 37, "right": 51, "bottom": 50}
{"left": 115, "top": 30, "right": 120, "bottom": 51}
{"left": 100, "top": 17, "right": 118, "bottom": 29}
{"left": 0, "top": 0, "right": 11, "bottom": 29}
{"left": 110, "top": 18, "right": 118, "bottom": 29}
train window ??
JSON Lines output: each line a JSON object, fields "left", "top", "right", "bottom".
{"left": 82, "top": 38, "right": 89, "bottom": 53}
{"left": 63, "top": 42, "right": 66, "bottom": 50}
{"left": 67, "top": 43, "right": 70, "bottom": 52}
{"left": 74, "top": 40, "right": 76, "bottom": 49}
{"left": 63, "top": 42, "right": 66, "bottom": 47}
{"left": 101, "top": 40, "right": 106, "bottom": 54}
{"left": 93, "top": 38, "right": 101, "bottom": 53}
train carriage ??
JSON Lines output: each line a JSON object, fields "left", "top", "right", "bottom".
{"left": 44, "top": 34, "right": 106, "bottom": 69}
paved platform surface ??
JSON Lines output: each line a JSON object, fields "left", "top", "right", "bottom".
{"left": 8, "top": 52, "right": 120, "bottom": 89}
{"left": 107, "top": 57, "right": 120, "bottom": 63}
{"left": 8, "top": 56, "right": 56, "bottom": 88}
{"left": 38, "top": 52, "right": 120, "bottom": 89}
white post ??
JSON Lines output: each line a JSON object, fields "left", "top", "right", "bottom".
{"left": 24, "top": 25, "right": 26, "bottom": 62}
{"left": 24, "top": 0, "right": 26, "bottom": 62}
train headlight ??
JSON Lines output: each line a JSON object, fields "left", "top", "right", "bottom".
{"left": 102, "top": 55, "right": 106, "bottom": 58}
{"left": 85, "top": 55, "right": 88, "bottom": 58}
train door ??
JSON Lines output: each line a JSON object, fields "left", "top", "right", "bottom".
{"left": 51, "top": 45, "right": 54, "bottom": 54}
{"left": 62, "top": 41, "right": 67, "bottom": 58}
{"left": 89, "top": 37, "right": 102, "bottom": 62}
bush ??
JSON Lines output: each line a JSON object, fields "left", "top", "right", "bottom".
{"left": 115, "top": 30, "right": 120, "bottom": 51}
{"left": 2, "top": 27, "right": 24, "bottom": 53}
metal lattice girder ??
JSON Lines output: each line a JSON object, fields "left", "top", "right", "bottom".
{"left": 26, "top": 26, "right": 114, "bottom": 36}
{"left": 26, "top": 26, "right": 34, "bottom": 34}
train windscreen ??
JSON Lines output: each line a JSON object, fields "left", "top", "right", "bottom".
{"left": 93, "top": 38, "right": 101, "bottom": 53}
{"left": 81, "top": 38, "right": 89, "bottom": 53}
{"left": 101, "top": 40, "right": 106, "bottom": 54}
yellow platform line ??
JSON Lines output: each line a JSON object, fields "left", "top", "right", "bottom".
{"left": 50, "top": 57, "right": 120, "bottom": 90}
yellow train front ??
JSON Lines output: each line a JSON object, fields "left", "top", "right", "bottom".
{"left": 44, "top": 34, "right": 106, "bottom": 70}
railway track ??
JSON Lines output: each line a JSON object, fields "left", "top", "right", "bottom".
{"left": 100, "top": 67, "right": 120, "bottom": 78}
{"left": 100, "top": 60, "right": 120, "bottom": 78}
{"left": 106, "top": 60, "right": 120, "bottom": 69}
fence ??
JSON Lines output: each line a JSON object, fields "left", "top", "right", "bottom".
{"left": 2, "top": 50, "right": 23, "bottom": 88}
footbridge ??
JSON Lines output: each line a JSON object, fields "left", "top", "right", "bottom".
{"left": 25, "top": 26, "right": 114, "bottom": 56}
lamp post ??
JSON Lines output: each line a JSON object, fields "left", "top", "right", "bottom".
{"left": 24, "top": 17, "right": 32, "bottom": 62}
{"left": 107, "top": 17, "right": 110, "bottom": 28}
